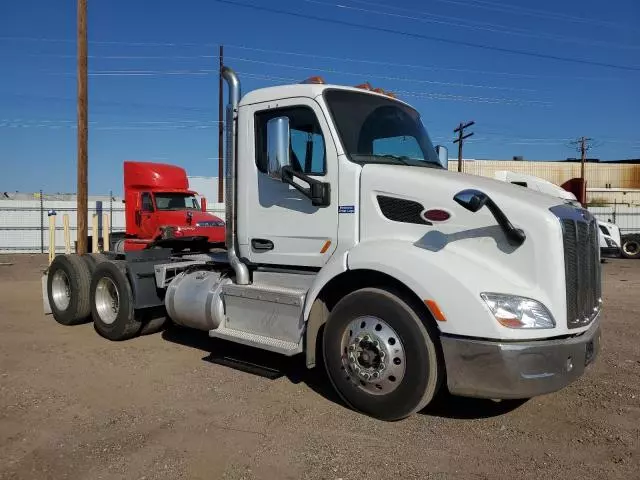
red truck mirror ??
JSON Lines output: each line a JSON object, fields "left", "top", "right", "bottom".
{"left": 201, "top": 197, "right": 207, "bottom": 212}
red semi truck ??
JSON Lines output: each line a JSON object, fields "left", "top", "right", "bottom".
{"left": 112, "top": 161, "right": 225, "bottom": 252}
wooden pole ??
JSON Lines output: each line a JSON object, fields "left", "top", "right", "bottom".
{"left": 76, "top": 0, "right": 89, "bottom": 254}
{"left": 63, "top": 214, "right": 71, "bottom": 254}
{"left": 102, "top": 213, "right": 110, "bottom": 252}
{"left": 48, "top": 215, "right": 56, "bottom": 264}
{"left": 217, "top": 44, "right": 224, "bottom": 203}
{"left": 92, "top": 214, "right": 99, "bottom": 253}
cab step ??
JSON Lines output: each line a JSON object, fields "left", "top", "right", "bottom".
{"left": 209, "top": 326, "right": 302, "bottom": 356}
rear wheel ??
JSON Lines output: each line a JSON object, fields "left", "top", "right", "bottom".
{"left": 47, "top": 254, "right": 91, "bottom": 325}
{"left": 82, "top": 253, "right": 110, "bottom": 274}
{"left": 621, "top": 235, "right": 640, "bottom": 259}
{"left": 90, "top": 260, "right": 142, "bottom": 340}
{"left": 323, "top": 288, "right": 443, "bottom": 421}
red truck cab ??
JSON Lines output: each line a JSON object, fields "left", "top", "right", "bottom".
{"left": 122, "top": 161, "right": 225, "bottom": 251}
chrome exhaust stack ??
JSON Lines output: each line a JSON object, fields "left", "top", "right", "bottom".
{"left": 221, "top": 66, "right": 249, "bottom": 285}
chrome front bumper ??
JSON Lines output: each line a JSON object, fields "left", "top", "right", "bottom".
{"left": 440, "top": 317, "right": 601, "bottom": 399}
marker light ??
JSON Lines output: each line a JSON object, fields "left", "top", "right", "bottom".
{"left": 301, "top": 76, "right": 325, "bottom": 84}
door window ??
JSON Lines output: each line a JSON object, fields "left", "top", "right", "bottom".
{"left": 141, "top": 192, "right": 154, "bottom": 212}
{"left": 256, "top": 107, "right": 326, "bottom": 176}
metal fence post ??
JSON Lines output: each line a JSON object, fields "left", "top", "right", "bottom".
{"left": 109, "top": 190, "right": 113, "bottom": 234}
{"left": 40, "top": 189, "right": 44, "bottom": 253}
{"left": 613, "top": 199, "right": 617, "bottom": 224}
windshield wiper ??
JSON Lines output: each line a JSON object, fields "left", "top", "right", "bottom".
{"left": 378, "top": 154, "right": 411, "bottom": 165}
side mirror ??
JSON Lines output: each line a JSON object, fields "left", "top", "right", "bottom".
{"left": 453, "top": 189, "right": 526, "bottom": 246}
{"left": 435, "top": 145, "right": 448, "bottom": 169}
{"left": 200, "top": 196, "right": 207, "bottom": 212}
{"left": 454, "top": 189, "right": 487, "bottom": 213}
{"left": 266, "top": 116, "right": 290, "bottom": 179}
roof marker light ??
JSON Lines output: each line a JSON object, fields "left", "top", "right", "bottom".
{"left": 301, "top": 76, "right": 325, "bottom": 84}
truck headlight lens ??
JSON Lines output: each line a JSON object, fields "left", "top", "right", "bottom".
{"left": 480, "top": 293, "right": 555, "bottom": 329}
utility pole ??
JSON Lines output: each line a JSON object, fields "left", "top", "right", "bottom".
{"left": 453, "top": 121, "right": 474, "bottom": 173}
{"left": 569, "top": 136, "right": 594, "bottom": 205}
{"left": 76, "top": 0, "right": 88, "bottom": 254}
{"left": 217, "top": 45, "right": 224, "bottom": 203}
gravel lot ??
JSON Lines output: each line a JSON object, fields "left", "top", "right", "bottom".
{"left": 0, "top": 254, "right": 638, "bottom": 480}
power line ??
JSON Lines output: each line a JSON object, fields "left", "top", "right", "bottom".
{"left": 432, "top": 0, "right": 633, "bottom": 30}
{"left": 0, "top": 37, "right": 624, "bottom": 81}
{"left": 210, "top": 0, "right": 640, "bottom": 71}
{"left": 303, "top": 0, "right": 640, "bottom": 50}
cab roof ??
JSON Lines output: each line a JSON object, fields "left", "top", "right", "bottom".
{"left": 239, "top": 83, "right": 413, "bottom": 108}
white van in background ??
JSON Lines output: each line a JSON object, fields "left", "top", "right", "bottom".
{"left": 494, "top": 171, "right": 621, "bottom": 258}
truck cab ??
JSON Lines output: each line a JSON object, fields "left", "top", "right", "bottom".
{"left": 122, "top": 161, "right": 225, "bottom": 251}
{"left": 45, "top": 68, "right": 601, "bottom": 421}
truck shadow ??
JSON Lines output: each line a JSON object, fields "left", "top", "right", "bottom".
{"left": 161, "top": 325, "right": 344, "bottom": 406}
{"left": 161, "top": 325, "right": 527, "bottom": 420}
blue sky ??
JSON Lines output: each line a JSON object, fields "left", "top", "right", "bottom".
{"left": 1, "top": 0, "right": 638, "bottom": 194}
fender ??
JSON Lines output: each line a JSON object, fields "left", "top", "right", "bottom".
{"left": 304, "top": 238, "right": 563, "bottom": 354}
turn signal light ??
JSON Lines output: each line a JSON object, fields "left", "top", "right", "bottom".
{"left": 425, "top": 300, "right": 446, "bottom": 322}
{"left": 301, "top": 76, "right": 326, "bottom": 84}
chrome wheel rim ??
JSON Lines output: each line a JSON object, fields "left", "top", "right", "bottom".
{"left": 95, "top": 277, "right": 119, "bottom": 325}
{"left": 51, "top": 270, "right": 71, "bottom": 311}
{"left": 623, "top": 241, "right": 639, "bottom": 255}
{"left": 340, "top": 316, "right": 406, "bottom": 395}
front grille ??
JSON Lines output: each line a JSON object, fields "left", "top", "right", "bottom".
{"left": 560, "top": 213, "right": 601, "bottom": 328}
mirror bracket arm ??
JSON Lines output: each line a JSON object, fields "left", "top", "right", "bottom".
{"left": 453, "top": 189, "right": 526, "bottom": 246}
{"left": 281, "top": 166, "right": 331, "bottom": 207}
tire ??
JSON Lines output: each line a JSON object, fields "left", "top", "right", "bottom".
{"left": 621, "top": 235, "right": 640, "bottom": 259}
{"left": 90, "top": 260, "right": 142, "bottom": 341}
{"left": 82, "top": 253, "right": 110, "bottom": 275}
{"left": 323, "top": 288, "right": 443, "bottom": 421}
{"left": 47, "top": 254, "right": 92, "bottom": 325}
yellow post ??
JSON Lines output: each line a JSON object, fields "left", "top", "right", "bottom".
{"left": 63, "top": 214, "right": 71, "bottom": 254}
{"left": 92, "top": 214, "right": 99, "bottom": 253}
{"left": 48, "top": 214, "right": 56, "bottom": 264}
{"left": 102, "top": 213, "right": 110, "bottom": 252}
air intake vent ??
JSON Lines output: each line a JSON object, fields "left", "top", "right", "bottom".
{"left": 377, "top": 196, "right": 431, "bottom": 225}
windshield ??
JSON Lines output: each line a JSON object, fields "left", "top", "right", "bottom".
{"left": 154, "top": 193, "right": 200, "bottom": 211}
{"left": 323, "top": 89, "right": 442, "bottom": 168}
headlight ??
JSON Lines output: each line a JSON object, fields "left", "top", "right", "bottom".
{"left": 480, "top": 293, "right": 555, "bottom": 329}
{"left": 605, "top": 237, "right": 617, "bottom": 248}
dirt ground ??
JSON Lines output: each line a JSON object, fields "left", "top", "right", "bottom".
{"left": 0, "top": 254, "right": 638, "bottom": 480}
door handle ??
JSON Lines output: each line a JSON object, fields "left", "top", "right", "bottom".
{"left": 251, "top": 238, "right": 274, "bottom": 252}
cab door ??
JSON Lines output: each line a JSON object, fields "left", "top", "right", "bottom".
{"left": 138, "top": 192, "right": 156, "bottom": 238}
{"left": 242, "top": 98, "right": 339, "bottom": 268}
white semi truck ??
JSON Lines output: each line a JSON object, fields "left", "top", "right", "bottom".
{"left": 43, "top": 67, "right": 601, "bottom": 421}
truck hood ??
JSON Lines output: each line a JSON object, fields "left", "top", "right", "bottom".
{"left": 157, "top": 210, "right": 224, "bottom": 227}
{"left": 358, "top": 164, "right": 570, "bottom": 332}
{"left": 361, "top": 164, "right": 564, "bottom": 214}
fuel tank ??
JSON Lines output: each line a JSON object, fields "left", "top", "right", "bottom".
{"left": 165, "top": 270, "right": 231, "bottom": 331}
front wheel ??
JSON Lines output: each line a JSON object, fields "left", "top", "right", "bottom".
{"left": 323, "top": 288, "right": 443, "bottom": 421}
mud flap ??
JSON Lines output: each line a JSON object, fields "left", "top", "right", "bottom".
{"left": 42, "top": 273, "right": 52, "bottom": 315}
